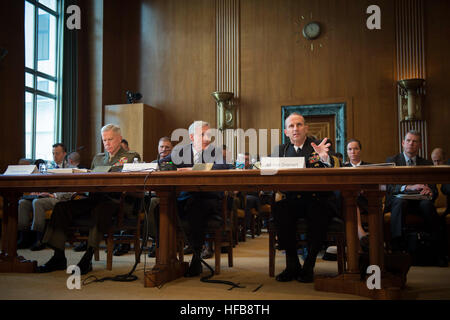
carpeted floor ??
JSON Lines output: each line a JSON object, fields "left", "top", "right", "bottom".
{"left": 0, "top": 233, "right": 449, "bottom": 300}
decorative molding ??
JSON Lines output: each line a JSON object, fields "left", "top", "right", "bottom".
{"left": 215, "top": 0, "right": 240, "bottom": 160}
{"left": 395, "top": 0, "right": 426, "bottom": 81}
{"left": 281, "top": 103, "right": 346, "bottom": 156}
{"left": 215, "top": 0, "right": 240, "bottom": 110}
{"left": 395, "top": 0, "right": 428, "bottom": 157}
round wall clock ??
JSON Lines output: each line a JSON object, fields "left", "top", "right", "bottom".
{"left": 302, "top": 21, "right": 321, "bottom": 40}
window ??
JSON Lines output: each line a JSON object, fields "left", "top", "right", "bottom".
{"left": 24, "top": 0, "right": 62, "bottom": 161}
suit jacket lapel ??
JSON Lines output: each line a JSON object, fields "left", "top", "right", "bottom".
{"left": 398, "top": 153, "right": 407, "bottom": 166}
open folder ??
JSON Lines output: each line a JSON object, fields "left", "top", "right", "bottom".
{"left": 395, "top": 193, "right": 432, "bottom": 201}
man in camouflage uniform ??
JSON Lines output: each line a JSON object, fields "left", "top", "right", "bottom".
{"left": 38, "top": 124, "right": 141, "bottom": 275}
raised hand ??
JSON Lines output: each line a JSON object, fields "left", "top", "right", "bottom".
{"left": 311, "top": 137, "right": 331, "bottom": 162}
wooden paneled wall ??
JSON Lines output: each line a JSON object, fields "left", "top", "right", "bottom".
{"left": 73, "top": 0, "right": 449, "bottom": 163}
{"left": 424, "top": 0, "right": 450, "bottom": 157}
{"left": 0, "top": 1, "right": 24, "bottom": 172}
{"left": 240, "top": 0, "right": 398, "bottom": 162}
{"left": 395, "top": 0, "right": 428, "bottom": 158}
{"left": 2, "top": 0, "right": 447, "bottom": 171}
{"left": 138, "top": 0, "right": 216, "bottom": 141}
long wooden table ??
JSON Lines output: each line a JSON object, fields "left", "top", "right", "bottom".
{"left": 0, "top": 166, "right": 449, "bottom": 299}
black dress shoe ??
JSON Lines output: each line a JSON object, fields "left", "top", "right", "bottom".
{"left": 77, "top": 257, "right": 93, "bottom": 275}
{"left": 37, "top": 255, "right": 67, "bottom": 273}
{"left": 184, "top": 258, "right": 202, "bottom": 277}
{"left": 297, "top": 269, "right": 314, "bottom": 283}
{"left": 73, "top": 242, "right": 87, "bottom": 252}
{"left": 275, "top": 268, "right": 300, "bottom": 282}
{"left": 360, "top": 235, "right": 370, "bottom": 253}
{"left": 148, "top": 245, "right": 156, "bottom": 258}
{"left": 30, "top": 241, "right": 46, "bottom": 251}
{"left": 17, "top": 231, "right": 34, "bottom": 249}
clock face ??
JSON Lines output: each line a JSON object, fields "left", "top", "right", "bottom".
{"left": 302, "top": 22, "right": 321, "bottom": 40}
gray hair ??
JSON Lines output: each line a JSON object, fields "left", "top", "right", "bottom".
{"left": 67, "top": 151, "right": 80, "bottom": 163}
{"left": 404, "top": 130, "right": 421, "bottom": 142}
{"left": 188, "top": 121, "right": 210, "bottom": 135}
{"left": 101, "top": 124, "right": 121, "bottom": 135}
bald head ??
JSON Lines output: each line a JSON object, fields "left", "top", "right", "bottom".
{"left": 284, "top": 113, "right": 308, "bottom": 147}
{"left": 431, "top": 148, "right": 445, "bottom": 166}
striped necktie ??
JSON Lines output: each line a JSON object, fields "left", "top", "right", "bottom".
{"left": 194, "top": 152, "right": 202, "bottom": 164}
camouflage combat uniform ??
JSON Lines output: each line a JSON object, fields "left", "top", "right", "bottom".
{"left": 42, "top": 148, "right": 141, "bottom": 250}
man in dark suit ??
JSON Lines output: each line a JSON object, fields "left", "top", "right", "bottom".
{"left": 272, "top": 112, "right": 337, "bottom": 283}
{"left": 385, "top": 130, "right": 447, "bottom": 266}
{"left": 161, "top": 121, "right": 230, "bottom": 277}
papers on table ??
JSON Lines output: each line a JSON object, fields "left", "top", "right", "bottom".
{"left": 192, "top": 163, "right": 214, "bottom": 171}
{"left": 358, "top": 163, "right": 396, "bottom": 167}
{"left": 395, "top": 193, "right": 432, "bottom": 201}
{"left": 3, "top": 165, "right": 38, "bottom": 175}
{"left": 47, "top": 168, "right": 90, "bottom": 174}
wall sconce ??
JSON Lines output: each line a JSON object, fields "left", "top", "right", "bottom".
{"left": 398, "top": 78, "right": 425, "bottom": 121}
{"left": 212, "top": 91, "right": 235, "bottom": 130}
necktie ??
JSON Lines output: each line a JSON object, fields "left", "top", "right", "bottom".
{"left": 194, "top": 152, "right": 202, "bottom": 164}
{"left": 407, "top": 159, "right": 414, "bottom": 166}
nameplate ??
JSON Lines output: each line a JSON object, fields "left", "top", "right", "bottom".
{"left": 3, "top": 165, "right": 38, "bottom": 175}
{"left": 122, "top": 163, "right": 158, "bottom": 172}
{"left": 260, "top": 157, "right": 305, "bottom": 169}
{"left": 192, "top": 163, "right": 214, "bottom": 171}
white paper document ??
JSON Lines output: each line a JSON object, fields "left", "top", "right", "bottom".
{"left": 395, "top": 193, "right": 432, "bottom": 201}
{"left": 260, "top": 157, "right": 305, "bottom": 170}
{"left": 3, "top": 165, "right": 38, "bottom": 175}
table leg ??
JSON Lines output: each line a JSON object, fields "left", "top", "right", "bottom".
{"left": 342, "top": 190, "right": 360, "bottom": 274}
{"left": 0, "top": 192, "right": 37, "bottom": 273}
{"left": 365, "top": 190, "right": 385, "bottom": 271}
{"left": 144, "top": 190, "right": 188, "bottom": 287}
{"left": 315, "top": 188, "right": 405, "bottom": 299}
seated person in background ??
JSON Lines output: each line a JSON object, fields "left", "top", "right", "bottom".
{"left": 49, "top": 143, "right": 69, "bottom": 168}
{"left": 121, "top": 139, "right": 130, "bottom": 151}
{"left": 38, "top": 124, "right": 141, "bottom": 274}
{"left": 344, "top": 139, "right": 371, "bottom": 250}
{"left": 384, "top": 130, "right": 447, "bottom": 267}
{"left": 160, "top": 120, "right": 231, "bottom": 277}
{"left": 431, "top": 148, "right": 445, "bottom": 166}
{"left": 17, "top": 143, "right": 72, "bottom": 251}
{"left": 272, "top": 113, "right": 338, "bottom": 283}
{"left": 152, "top": 136, "right": 173, "bottom": 164}
{"left": 67, "top": 151, "right": 81, "bottom": 168}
